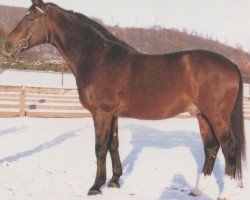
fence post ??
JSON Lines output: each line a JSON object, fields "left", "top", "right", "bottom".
{"left": 19, "top": 85, "right": 26, "bottom": 117}
{"left": 61, "top": 64, "right": 65, "bottom": 87}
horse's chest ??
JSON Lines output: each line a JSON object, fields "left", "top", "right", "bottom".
{"left": 78, "top": 85, "right": 96, "bottom": 109}
{"left": 78, "top": 85, "right": 117, "bottom": 112}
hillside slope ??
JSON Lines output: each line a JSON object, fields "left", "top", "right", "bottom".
{"left": 0, "top": 5, "right": 249, "bottom": 71}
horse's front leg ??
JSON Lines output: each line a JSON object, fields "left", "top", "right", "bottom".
{"left": 88, "top": 111, "right": 113, "bottom": 195}
{"left": 108, "top": 116, "right": 122, "bottom": 188}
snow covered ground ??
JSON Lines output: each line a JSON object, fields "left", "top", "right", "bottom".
{"left": 0, "top": 118, "right": 249, "bottom": 200}
{"left": 0, "top": 70, "right": 249, "bottom": 200}
{"left": 0, "top": 69, "right": 76, "bottom": 88}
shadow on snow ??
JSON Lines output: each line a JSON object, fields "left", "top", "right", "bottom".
{"left": 121, "top": 123, "right": 224, "bottom": 199}
{"left": 0, "top": 129, "right": 81, "bottom": 164}
{"left": 159, "top": 174, "right": 214, "bottom": 200}
{"left": 0, "top": 126, "right": 28, "bottom": 137}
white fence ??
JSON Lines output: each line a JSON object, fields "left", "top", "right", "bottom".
{"left": 1, "top": 85, "right": 250, "bottom": 119}
{"left": 0, "top": 85, "right": 90, "bottom": 118}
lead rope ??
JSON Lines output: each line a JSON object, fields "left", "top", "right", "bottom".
{"left": 0, "top": 50, "right": 13, "bottom": 75}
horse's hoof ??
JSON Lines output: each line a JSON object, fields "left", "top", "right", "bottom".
{"left": 189, "top": 189, "right": 202, "bottom": 197}
{"left": 108, "top": 182, "right": 120, "bottom": 188}
{"left": 87, "top": 189, "right": 101, "bottom": 195}
{"left": 217, "top": 193, "right": 228, "bottom": 200}
{"left": 217, "top": 197, "right": 227, "bottom": 200}
{"left": 189, "top": 191, "right": 199, "bottom": 197}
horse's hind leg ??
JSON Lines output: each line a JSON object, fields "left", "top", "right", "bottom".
{"left": 200, "top": 110, "right": 239, "bottom": 199}
{"left": 198, "top": 114, "right": 220, "bottom": 175}
{"left": 107, "top": 116, "right": 123, "bottom": 188}
{"left": 190, "top": 113, "right": 220, "bottom": 196}
{"left": 212, "top": 118, "right": 238, "bottom": 199}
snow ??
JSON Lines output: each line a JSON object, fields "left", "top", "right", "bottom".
{"left": 0, "top": 70, "right": 249, "bottom": 200}
{"left": 0, "top": 69, "right": 76, "bottom": 88}
{"left": 0, "top": 117, "right": 249, "bottom": 200}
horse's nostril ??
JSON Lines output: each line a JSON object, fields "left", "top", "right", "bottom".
{"left": 5, "top": 41, "right": 12, "bottom": 49}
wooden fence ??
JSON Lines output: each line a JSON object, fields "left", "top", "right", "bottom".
{"left": 0, "top": 85, "right": 90, "bottom": 118}
{"left": 1, "top": 85, "right": 250, "bottom": 119}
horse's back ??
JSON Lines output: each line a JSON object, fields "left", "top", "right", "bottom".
{"left": 117, "top": 50, "right": 240, "bottom": 119}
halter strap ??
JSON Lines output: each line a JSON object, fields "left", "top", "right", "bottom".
{"left": 35, "top": 5, "right": 50, "bottom": 43}
{"left": 35, "top": 6, "right": 45, "bottom": 14}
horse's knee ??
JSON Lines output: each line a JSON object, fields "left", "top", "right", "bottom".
{"left": 95, "top": 141, "right": 109, "bottom": 159}
{"left": 109, "top": 140, "right": 119, "bottom": 152}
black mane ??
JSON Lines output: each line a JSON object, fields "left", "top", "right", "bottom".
{"left": 47, "top": 3, "right": 134, "bottom": 49}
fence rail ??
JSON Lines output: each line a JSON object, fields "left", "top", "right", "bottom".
{"left": 0, "top": 85, "right": 90, "bottom": 118}
{"left": 1, "top": 85, "right": 250, "bottom": 119}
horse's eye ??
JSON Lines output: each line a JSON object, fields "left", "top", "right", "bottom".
{"left": 27, "top": 15, "right": 35, "bottom": 21}
{"left": 26, "top": 11, "right": 36, "bottom": 21}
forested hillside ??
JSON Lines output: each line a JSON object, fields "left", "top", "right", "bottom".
{"left": 1, "top": 5, "right": 250, "bottom": 75}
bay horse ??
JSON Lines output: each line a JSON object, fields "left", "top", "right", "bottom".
{"left": 5, "top": 0, "right": 246, "bottom": 199}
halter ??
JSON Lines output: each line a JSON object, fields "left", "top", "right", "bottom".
{"left": 16, "top": 5, "right": 50, "bottom": 53}
{"left": 37, "top": 5, "right": 50, "bottom": 44}
{"left": 35, "top": 6, "right": 45, "bottom": 14}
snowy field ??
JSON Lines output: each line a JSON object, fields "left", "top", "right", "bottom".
{"left": 0, "top": 69, "right": 76, "bottom": 88}
{"left": 0, "top": 70, "right": 250, "bottom": 200}
{"left": 1, "top": 69, "right": 250, "bottom": 95}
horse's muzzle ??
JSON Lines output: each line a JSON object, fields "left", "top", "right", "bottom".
{"left": 4, "top": 39, "right": 28, "bottom": 57}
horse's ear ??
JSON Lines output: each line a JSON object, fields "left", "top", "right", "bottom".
{"left": 31, "top": 0, "right": 46, "bottom": 8}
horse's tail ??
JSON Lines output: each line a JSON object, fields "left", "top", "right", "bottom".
{"left": 231, "top": 68, "right": 246, "bottom": 181}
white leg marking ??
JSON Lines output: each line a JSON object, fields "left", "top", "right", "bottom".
{"left": 218, "top": 176, "right": 238, "bottom": 200}
{"left": 191, "top": 173, "right": 215, "bottom": 196}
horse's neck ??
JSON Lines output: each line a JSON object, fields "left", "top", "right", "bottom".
{"left": 48, "top": 15, "right": 106, "bottom": 76}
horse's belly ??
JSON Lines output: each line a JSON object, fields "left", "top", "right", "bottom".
{"left": 116, "top": 99, "right": 188, "bottom": 120}
{"left": 118, "top": 111, "right": 179, "bottom": 120}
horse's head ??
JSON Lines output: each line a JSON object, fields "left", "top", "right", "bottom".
{"left": 5, "top": 0, "right": 49, "bottom": 56}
